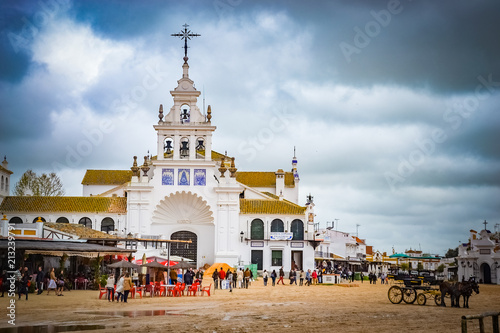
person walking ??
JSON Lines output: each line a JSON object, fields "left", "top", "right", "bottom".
{"left": 262, "top": 270, "right": 268, "bottom": 286}
{"left": 244, "top": 268, "right": 251, "bottom": 289}
{"left": 218, "top": 268, "right": 226, "bottom": 289}
{"left": 237, "top": 268, "right": 243, "bottom": 288}
{"left": 56, "top": 270, "right": 65, "bottom": 296}
{"left": 270, "top": 270, "right": 277, "bottom": 286}
{"left": 277, "top": 267, "right": 285, "bottom": 285}
{"left": 232, "top": 269, "right": 237, "bottom": 289}
{"left": 212, "top": 269, "right": 218, "bottom": 290}
{"left": 106, "top": 274, "right": 115, "bottom": 302}
{"left": 35, "top": 266, "right": 44, "bottom": 295}
{"left": 170, "top": 269, "right": 178, "bottom": 285}
{"left": 18, "top": 271, "right": 29, "bottom": 300}
{"left": 312, "top": 270, "right": 318, "bottom": 285}
{"left": 123, "top": 272, "right": 133, "bottom": 302}
{"left": 299, "top": 270, "right": 305, "bottom": 286}
{"left": 227, "top": 270, "right": 233, "bottom": 292}
{"left": 47, "top": 268, "right": 57, "bottom": 295}
{"left": 115, "top": 273, "right": 124, "bottom": 302}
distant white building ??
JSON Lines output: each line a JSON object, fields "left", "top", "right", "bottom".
{"left": 314, "top": 228, "right": 367, "bottom": 270}
{"left": 0, "top": 156, "right": 12, "bottom": 205}
{"left": 458, "top": 224, "right": 500, "bottom": 284}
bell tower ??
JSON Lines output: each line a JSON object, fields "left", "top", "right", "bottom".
{"left": 154, "top": 24, "right": 215, "bottom": 161}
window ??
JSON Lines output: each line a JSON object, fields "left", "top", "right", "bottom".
{"left": 250, "top": 219, "right": 264, "bottom": 240}
{"left": 272, "top": 250, "right": 283, "bottom": 266}
{"left": 9, "top": 217, "right": 23, "bottom": 224}
{"left": 101, "top": 217, "right": 115, "bottom": 233}
{"left": 291, "top": 219, "right": 304, "bottom": 240}
{"left": 56, "top": 217, "right": 69, "bottom": 223}
{"left": 171, "top": 231, "right": 197, "bottom": 265}
{"left": 271, "top": 219, "right": 284, "bottom": 232}
{"left": 1, "top": 176, "right": 3, "bottom": 190}
{"left": 79, "top": 217, "right": 92, "bottom": 228}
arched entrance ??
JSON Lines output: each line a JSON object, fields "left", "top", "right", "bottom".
{"left": 481, "top": 263, "right": 491, "bottom": 284}
{"left": 171, "top": 231, "right": 197, "bottom": 265}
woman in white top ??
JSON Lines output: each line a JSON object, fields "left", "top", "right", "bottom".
{"left": 106, "top": 274, "right": 115, "bottom": 302}
{"left": 115, "top": 274, "right": 124, "bottom": 302}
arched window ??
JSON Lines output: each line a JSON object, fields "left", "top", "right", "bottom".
{"left": 164, "top": 137, "right": 174, "bottom": 157}
{"left": 250, "top": 219, "right": 264, "bottom": 240}
{"left": 271, "top": 219, "right": 284, "bottom": 232}
{"left": 1, "top": 176, "right": 4, "bottom": 190}
{"left": 56, "top": 217, "right": 69, "bottom": 223}
{"left": 79, "top": 217, "right": 92, "bottom": 228}
{"left": 5, "top": 178, "right": 8, "bottom": 192}
{"left": 32, "top": 217, "right": 46, "bottom": 223}
{"left": 101, "top": 217, "right": 115, "bottom": 233}
{"left": 291, "top": 219, "right": 304, "bottom": 240}
{"left": 180, "top": 137, "right": 189, "bottom": 158}
{"left": 9, "top": 217, "right": 23, "bottom": 224}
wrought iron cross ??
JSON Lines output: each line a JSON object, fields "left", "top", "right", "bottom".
{"left": 483, "top": 220, "right": 488, "bottom": 230}
{"left": 171, "top": 24, "right": 200, "bottom": 62}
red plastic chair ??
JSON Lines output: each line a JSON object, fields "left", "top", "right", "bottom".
{"left": 187, "top": 283, "right": 199, "bottom": 296}
{"left": 134, "top": 286, "right": 143, "bottom": 298}
{"left": 201, "top": 283, "right": 211, "bottom": 296}
{"left": 98, "top": 285, "right": 107, "bottom": 299}
{"left": 143, "top": 284, "right": 154, "bottom": 297}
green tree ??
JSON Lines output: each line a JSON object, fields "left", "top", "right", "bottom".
{"left": 14, "top": 170, "right": 65, "bottom": 196}
{"left": 400, "top": 263, "right": 409, "bottom": 272}
{"left": 436, "top": 264, "right": 445, "bottom": 273}
{"left": 445, "top": 247, "right": 458, "bottom": 258}
{"left": 417, "top": 262, "right": 424, "bottom": 271}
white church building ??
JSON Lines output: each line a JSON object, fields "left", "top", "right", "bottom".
{"left": 0, "top": 38, "right": 317, "bottom": 272}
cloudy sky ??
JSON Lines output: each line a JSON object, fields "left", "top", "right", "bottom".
{"left": 1, "top": 0, "right": 499, "bottom": 255}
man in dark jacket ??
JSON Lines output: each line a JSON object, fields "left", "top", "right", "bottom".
{"left": 35, "top": 266, "right": 45, "bottom": 295}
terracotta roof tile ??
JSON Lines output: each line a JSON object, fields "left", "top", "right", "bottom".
{"left": 236, "top": 172, "right": 295, "bottom": 188}
{"left": 0, "top": 196, "right": 127, "bottom": 213}
{"left": 81, "top": 170, "right": 132, "bottom": 185}
{"left": 44, "top": 222, "right": 119, "bottom": 239}
{"left": 240, "top": 199, "right": 306, "bottom": 215}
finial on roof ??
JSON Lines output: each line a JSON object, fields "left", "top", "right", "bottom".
{"left": 158, "top": 104, "right": 164, "bottom": 122}
{"left": 206, "top": 105, "right": 212, "bottom": 122}
{"left": 131, "top": 156, "right": 140, "bottom": 177}
{"left": 218, "top": 156, "right": 227, "bottom": 178}
{"left": 2, "top": 215, "right": 7, "bottom": 221}
{"left": 229, "top": 157, "right": 237, "bottom": 178}
{"left": 141, "top": 156, "right": 150, "bottom": 176}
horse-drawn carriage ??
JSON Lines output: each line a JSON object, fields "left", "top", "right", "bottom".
{"left": 387, "top": 274, "right": 479, "bottom": 308}
{"left": 387, "top": 274, "right": 442, "bottom": 306}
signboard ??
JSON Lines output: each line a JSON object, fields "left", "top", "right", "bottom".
{"left": 251, "top": 241, "right": 264, "bottom": 247}
{"left": 290, "top": 242, "right": 304, "bottom": 248}
{"left": 270, "top": 232, "right": 293, "bottom": 240}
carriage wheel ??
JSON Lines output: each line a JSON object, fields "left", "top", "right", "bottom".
{"left": 417, "top": 293, "right": 427, "bottom": 306}
{"left": 403, "top": 288, "right": 417, "bottom": 304}
{"left": 434, "top": 294, "right": 442, "bottom": 306}
{"left": 388, "top": 286, "right": 403, "bottom": 304}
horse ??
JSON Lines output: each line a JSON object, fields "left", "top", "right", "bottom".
{"left": 458, "top": 279, "right": 480, "bottom": 308}
{"left": 439, "top": 281, "right": 459, "bottom": 307}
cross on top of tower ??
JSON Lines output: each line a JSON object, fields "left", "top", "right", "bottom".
{"left": 483, "top": 220, "right": 488, "bottom": 230}
{"left": 171, "top": 24, "right": 200, "bottom": 63}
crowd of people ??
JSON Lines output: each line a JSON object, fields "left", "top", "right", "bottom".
{"left": 211, "top": 267, "right": 253, "bottom": 290}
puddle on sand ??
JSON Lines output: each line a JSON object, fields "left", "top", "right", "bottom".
{"left": 0, "top": 324, "right": 105, "bottom": 333}
{"left": 77, "top": 309, "right": 185, "bottom": 318}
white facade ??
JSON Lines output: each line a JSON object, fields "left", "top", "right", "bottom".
{"left": 0, "top": 157, "right": 12, "bottom": 205}
{"left": 458, "top": 228, "right": 500, "bottom": 284}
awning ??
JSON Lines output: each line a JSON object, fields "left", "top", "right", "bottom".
{"left": 0, "top": 239, "right": 135, "bottom": 257}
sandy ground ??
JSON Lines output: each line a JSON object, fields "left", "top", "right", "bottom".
{"left": 0, "top": 281, "right": 499, "bottom": 332}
